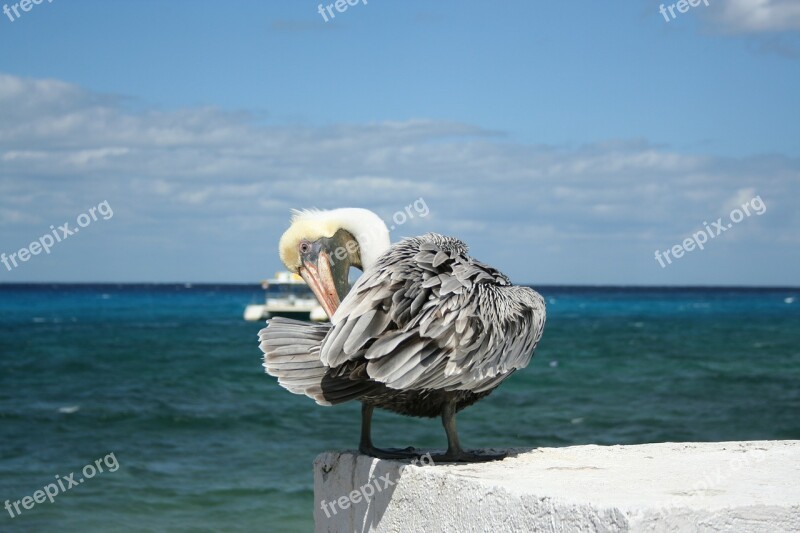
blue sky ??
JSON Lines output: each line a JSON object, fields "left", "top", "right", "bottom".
{"left": 0, "top": 0, "right": 798, "bottom": 284}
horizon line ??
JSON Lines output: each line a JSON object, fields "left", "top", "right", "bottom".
{"left": 0, "top": 281, "right": 798, "bottom": 290}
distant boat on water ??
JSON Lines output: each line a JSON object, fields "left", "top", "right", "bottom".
{"left": 243, "top": 271, "right": 327, "bottom": 322}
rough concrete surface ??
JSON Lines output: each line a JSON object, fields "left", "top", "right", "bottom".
{"left": 313, "top": 440, "right": 800, "bottom": 532}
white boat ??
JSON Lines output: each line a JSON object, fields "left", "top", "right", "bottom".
{"left": 244, "top": 271, "right": 328, "bottom": 322}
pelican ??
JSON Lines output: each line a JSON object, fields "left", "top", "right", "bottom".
{"left": 259, "top": 208, "right": 546, "bottom": 462}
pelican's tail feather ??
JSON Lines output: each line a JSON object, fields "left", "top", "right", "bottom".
{"left": 259, "top": 318, "right": 333, "bottom": 403}
{"left": 259, "top": 317, "right": 378, "bottom": 406}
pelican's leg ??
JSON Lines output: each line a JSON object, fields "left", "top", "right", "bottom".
{"left": 358, "top": 403, "right": 376, "bottom": 452}
{"left": 358, "top": 403, "right": 420, "bottom": 460}
{"left": 429, "top": 399, "right": 507, "bottom": 463}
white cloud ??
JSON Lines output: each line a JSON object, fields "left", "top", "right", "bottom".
{"left": 708, "top": 0, "right": 800, "bottom": 33}
{"left": 0, "top": 73, "right": 797, "bottom": 283}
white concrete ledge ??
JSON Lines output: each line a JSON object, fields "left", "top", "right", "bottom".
{"left": 314, "top": 440, "right": 800, "bottom": 532}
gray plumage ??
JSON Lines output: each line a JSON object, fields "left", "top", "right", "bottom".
{"left": 259, "top": 233, "right": 546, "bottom": 419}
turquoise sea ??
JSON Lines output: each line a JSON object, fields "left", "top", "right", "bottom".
{"left": 1, "top": 284, "right": 799, "bottom": 532}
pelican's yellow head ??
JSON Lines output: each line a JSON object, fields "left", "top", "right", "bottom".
{"left": 277, "top": 208, "right": 391, "bottom": 317}
{"left": 279, "top": 213, "right": 342, "bottom": 274}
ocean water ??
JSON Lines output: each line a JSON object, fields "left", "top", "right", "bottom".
{"left": 1, "top": 284, "right": 799, "bottom": 532}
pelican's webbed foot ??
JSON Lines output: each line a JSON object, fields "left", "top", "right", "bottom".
{"left": 434, "top": 397, "right": 508, "bottom": 463}
{"left": 359, "top": 400, "right": 508, "bottom": 463}
{"left": 359, "top": 403, "right": 422, "bottom": 460}
{"left": 358, "top": 444, "right": 422, "bottom": 460}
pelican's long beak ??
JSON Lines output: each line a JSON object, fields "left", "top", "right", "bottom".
{"left": 299, "top": 250, "right": 340, "bottom": 318}
{"left": 298, "top": 232, "right": 354, "bottom": 319}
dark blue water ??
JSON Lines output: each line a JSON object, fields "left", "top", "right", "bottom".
{"left": 1, "top": 284, "right": 799, "bottom": 532}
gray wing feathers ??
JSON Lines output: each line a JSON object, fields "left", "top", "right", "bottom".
{"left": 320, "top": 233, "right": 546, "bottom": 393}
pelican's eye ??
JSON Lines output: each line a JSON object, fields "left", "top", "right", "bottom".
{"left": 299, "top": 240, "right": 312, "bottom": 254}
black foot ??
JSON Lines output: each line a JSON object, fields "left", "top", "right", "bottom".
{"left": 428, "top": 449, "right": 507, "bottom": 463}
{"left": 359, "top": 444, "right": 421, "bottom": 460}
